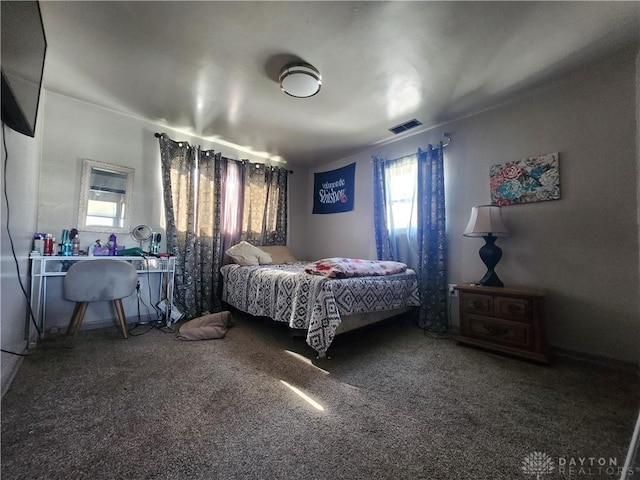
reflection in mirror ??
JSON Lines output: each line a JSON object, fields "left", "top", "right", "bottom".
{"left": 78, "top": 159, "right": 134, "bottom": 234}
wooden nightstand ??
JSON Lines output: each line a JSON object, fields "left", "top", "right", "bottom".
{"left": 454, "top": 283, "right": 549, "bottom": 364}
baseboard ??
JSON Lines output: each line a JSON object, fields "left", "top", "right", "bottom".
{"left": 550, "top": 346, "right": 639, "bottom": 374}
{"left": 449, "top": 333, "right": 638, "bottom": 374}
{"left": 1, "top": 354, "right": 24, "bottom": 399}
{"left": 46, "top": 315, "right": 158, "bottom": 335}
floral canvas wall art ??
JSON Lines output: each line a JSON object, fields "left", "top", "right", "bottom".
{"left": 490, "top": 152, "right": 560, "bottom": 205}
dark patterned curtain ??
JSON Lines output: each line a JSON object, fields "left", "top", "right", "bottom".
{"left": 242, "top": 164, "right": 288, "bottom": 246}
{"left": 373, "top": 157, "right": 393, "bottom": 261}
{"left": 159, "top": 135, "right": 215, "bottom": 318}
{"left": 416, "top": 144, "right": 448, "bottom": 332}
{"left": 159, "top": 134, "right": 288, "bottom": 318}
{"left": 373, "top": 143, "right": 448, "bottom": 332}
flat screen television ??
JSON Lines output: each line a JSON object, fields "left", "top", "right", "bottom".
{"left": 1, "top": 1, "right": 47, "bottom": 138}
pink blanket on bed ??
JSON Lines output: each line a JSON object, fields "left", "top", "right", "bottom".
{"left": 304, "top": 258, "right": 408, "bottom": 278}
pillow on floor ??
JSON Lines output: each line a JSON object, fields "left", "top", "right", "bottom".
{"left": 225, "top": 241, "right": 272, "bottom": 266}
{"left": 176, "top": 311, "right": 233, "bottom": 341}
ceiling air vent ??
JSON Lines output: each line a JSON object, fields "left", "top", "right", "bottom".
{"left": 389, "top": 118, "right": 423, "bottom": 135}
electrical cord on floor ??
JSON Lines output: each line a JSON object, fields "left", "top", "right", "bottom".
{"left": 127, "top": 275, "right": 175, "bottom": 336}
{"left": 153, "top": 323, "right": 175, "bottom": 334}
{"left": 142, "top": 255, "right": 175, "bottom": 333}
{"left": 1, "top": 347, "right": 33, "bottom": 357}
{"left": 137, "top": 280, "right": 153, "bottom": 321}
{"left": 127, "top": 282, "right": 155, "bottom": 336}
{"left": 1, "top": 122, "right": 41, "bottom": 357}
{"left": 127, "top": 323, "right": 154, "bottom": 337}
{"left": 142, "top": 255, "right": 165, "bottom": 320}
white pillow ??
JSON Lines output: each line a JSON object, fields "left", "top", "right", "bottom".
{"left": 225, "top": 241, "right": 272, "bottom": 266}
{"left": 257, "top": 246, "right": 298, "bottom": 264}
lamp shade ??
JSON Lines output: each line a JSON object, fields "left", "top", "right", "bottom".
{"left": 279, "top": 63, "right": 322, "bottom": 98}
{"left": 463, "top": 205, "right": 510, "bottom": 237}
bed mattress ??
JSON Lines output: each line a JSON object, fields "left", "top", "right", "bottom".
{"left": 221, "top": 263, "right": 420, "bottom": 355}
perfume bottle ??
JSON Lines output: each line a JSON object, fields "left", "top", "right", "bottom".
{"left": 72, "top": 235, "right": 80, "bottom": 256}
{"left": 108, "top": 233, "right": 117, "bottom": 256}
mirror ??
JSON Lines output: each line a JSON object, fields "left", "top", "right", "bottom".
{"left": 77, "top": 159, "right": 135, "bottom": 234}
{"left": 131, "top": 224, "right": 152, "bottom": 248}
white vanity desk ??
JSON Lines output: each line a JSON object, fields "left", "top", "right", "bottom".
{"left": 29, "top": 255, "right": 176, "bottom": 339}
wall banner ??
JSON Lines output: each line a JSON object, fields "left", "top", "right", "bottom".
{"left": 312, "top": 162, "right": 356, "bottom": 214}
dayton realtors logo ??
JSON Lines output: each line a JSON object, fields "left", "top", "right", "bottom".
{"left": 522, "top": 452, "right": 628, "bottom": 478}
{"left": 522, "top": 452, "right": 555, "bottom": 479}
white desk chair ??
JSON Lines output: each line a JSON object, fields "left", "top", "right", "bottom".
{"left": 63, "top": 259, "right": 138, "bottom": 346}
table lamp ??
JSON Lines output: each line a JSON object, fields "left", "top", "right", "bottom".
{"left": 463, "top": 205, "right": 510, "bottom": 287}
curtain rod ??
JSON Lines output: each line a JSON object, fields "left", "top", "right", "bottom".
{"left": 371, "top": 133, "right": 452, "bottom": 163}
{"left": 154, "top": 132, "right": 293, "bottom": 174}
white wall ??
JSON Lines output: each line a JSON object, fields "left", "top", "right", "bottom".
{"left": 307, "top": 48, "right": 640, "bottom": 364}
{"left": 36, "top": 91, "right": 308, "bottom": 330}
{"left": 306, "top": 156, "right": 379, "bottom": 261}
{"left": 1, "top": 122, "right": 43, "bottom": 396}
{"left": 637, "top": 46, "right": 640, "bottom": 358}
{"left": 287, "top": 163, "right": 310, "bottom": 260}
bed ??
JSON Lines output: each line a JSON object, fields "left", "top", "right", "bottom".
{"left": 220, "top": 259, "right": 420, "bottom": 357}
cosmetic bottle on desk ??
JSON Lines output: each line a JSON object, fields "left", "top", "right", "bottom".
{"left": 60, "top": 229, "right": 72, "bottom": 256}
{"left": 43, "top": 234, "right": 54, "bottom": 256}
{"left": 150, "top": 232, "right": 161, "bottom": 254}
{"left": 72, "top": 236, "right": 80, "bottom": 256}
{"left": 108, "top": 234, "right": 117, "bottom": 256}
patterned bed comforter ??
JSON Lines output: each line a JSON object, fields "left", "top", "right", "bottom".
{"left": 220, "top": 263, "right": 420, "bottom": 355}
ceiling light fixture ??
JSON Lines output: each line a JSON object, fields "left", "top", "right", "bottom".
{"left": 279, "top": 63, "right": 322, "bottom": 98}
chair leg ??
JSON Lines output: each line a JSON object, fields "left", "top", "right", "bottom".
{"left": 66, "top": 302, "right": 83, "bottom": 334}
{"left": 66, "top": 302, "right": 88, "bottom": 347}
{"left": 113, "top": 299, "right": 128, "bottom": 339}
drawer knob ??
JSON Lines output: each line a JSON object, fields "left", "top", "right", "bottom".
{"left": 508, "top": 304, "right": 522, "bottom": 314}
{"left": 472, "top": 300, "right": 485, "bottom": 309}
{"left": 484, "top": 325, "right": 508, "bottom": 336}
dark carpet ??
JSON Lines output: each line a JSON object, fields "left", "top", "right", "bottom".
{"left": 2, "top": 313, "right": 638, "bottom": 480}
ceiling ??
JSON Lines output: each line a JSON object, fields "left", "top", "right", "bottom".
{"left": 39, "top": 1, "right": 640, "bottom": 167}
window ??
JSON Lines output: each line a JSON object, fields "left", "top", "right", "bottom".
{"left": 384, "top": 155, "right": 417, "bottom": 231}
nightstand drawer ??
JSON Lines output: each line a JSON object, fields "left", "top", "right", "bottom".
{"left": 464, "top": 315, "right": 532, "bottom": 349}
{"left": 454, "top": 283, "right": 548, "bottom": 363}
{"left": 495, "top": 296, "right": 531, "bottom": 322}
{"left": 461, "top": 293, "right": 493, "bottom": 315}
